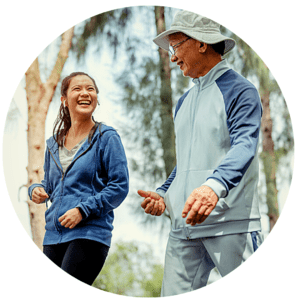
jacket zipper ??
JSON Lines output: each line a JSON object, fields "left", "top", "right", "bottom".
{"left": 48, "top": 149, "right": 64, "bottom": 234}
{"left": 48, "top": 143, "right": 93, "bottom": 233}
{"left": 183, "top": 83, "right": 201, "bottom": 240}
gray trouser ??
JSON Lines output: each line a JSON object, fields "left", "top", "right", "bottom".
{"left": 161, "top": 232, "right": 264, "bottom": 297}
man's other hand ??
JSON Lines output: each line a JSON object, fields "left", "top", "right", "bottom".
{"left": 138, "top": 190, "right": 166, "bottom": 216}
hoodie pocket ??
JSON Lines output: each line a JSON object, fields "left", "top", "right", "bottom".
{"left": 56, "top": 197, "right": 82, "bottom": 229}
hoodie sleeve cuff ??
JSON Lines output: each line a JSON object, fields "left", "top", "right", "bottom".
{"left": 202, "top": 179, "right": 227, "bottom": 199}
{"left": 76, "top": 203, "right": 89, "bottom": 220}
{"left": 28, "top": 184, "right": 44, "bottom": 200}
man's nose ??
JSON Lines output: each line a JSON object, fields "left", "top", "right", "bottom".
{"left": 170, "top": 54, "right": 178, "bottom": 62}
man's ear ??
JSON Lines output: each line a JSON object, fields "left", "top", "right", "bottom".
{"left": 198, "top": 42, "right": 208, "bottom": 53}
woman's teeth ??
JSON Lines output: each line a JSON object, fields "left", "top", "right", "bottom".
{"left": 78, "top": 101, "right": 91, "bottom": 105}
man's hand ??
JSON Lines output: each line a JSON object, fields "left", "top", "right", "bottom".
{"left": 58, "top": 208, "right": 83, "bottom": 229}
{"left": 138, "top": 190, "right": 165, "bottom": 216}
{"left": 32, "top": 187, "right": 49, "bottom": 204}
{"left": 182, "top": 186, "right": 218, "bottom": 226}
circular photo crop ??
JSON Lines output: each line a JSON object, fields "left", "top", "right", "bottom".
{"left": 2, "top": 3, "right": 297, "bottom": 299}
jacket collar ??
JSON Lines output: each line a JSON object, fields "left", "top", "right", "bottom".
{"left": 192, "top": 59, "right": 230, "bottom": 89}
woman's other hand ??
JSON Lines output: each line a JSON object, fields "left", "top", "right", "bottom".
{"left": 58, "top": 208, "right": 83, "bottom": 229}
{"left": 32, "top": 187, "right": 49, "bottom": 204}
{"left": 138, "top": 190, "right": 166, "bottom": 216}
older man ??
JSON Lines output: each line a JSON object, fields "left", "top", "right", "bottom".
{"left": 138, "top": 10, "right": 264, "bottom": 296}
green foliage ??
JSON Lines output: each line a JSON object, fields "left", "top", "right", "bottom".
{"left": 141, "top": 264, "right": 164, "bottom": 297}
{"left": 117, "top": 55, "right": 165, "bottom": 186}
{"left": 115, "top": 7, "right": 189, "bottom": 185}
{"left": 92, "top": 241, "right": 163, "bottom": 297}
{"left": 72, "top": 7, "right": 133, "bottom": 61}
{"left": 113, "top": 7, "right": 189, "bottom": 229}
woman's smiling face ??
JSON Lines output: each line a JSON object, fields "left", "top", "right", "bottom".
{"left": 62, "top": 75, "right": 98, "bottom": 121}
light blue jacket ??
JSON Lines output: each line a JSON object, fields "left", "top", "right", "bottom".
{"left": 156, "top": 60, "right": 262, "bottom": 239}
{"left": 28, "top": 124, "right": 129, "bottom": 247}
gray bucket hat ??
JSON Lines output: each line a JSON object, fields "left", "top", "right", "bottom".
{"left": 153, "top": 10, "right": 235, "bottom": 55}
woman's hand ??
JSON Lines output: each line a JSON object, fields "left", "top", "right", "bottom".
{"left": 58, "top": 208, "right": 83, "bottom": 229}
{"left": 138, "top": 190, "right": 165, "bottom": 216}
{"left": 32, "top": 187, "right": 49, "bottom": 204}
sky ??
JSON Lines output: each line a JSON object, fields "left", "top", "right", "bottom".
{"left": 1, "top": 1, "right": 300, "bottom": 300}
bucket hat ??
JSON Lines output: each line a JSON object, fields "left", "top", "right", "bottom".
{"left": 153, "top": 10, "right": 235, "bottom": 55}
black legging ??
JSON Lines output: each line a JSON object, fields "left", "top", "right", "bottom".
{"left": 43, "top": 239, "right": 109, "bottom": 285}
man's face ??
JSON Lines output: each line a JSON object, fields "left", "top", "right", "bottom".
{"left": 169, "top": 33, "right": 205, "bottom": 78}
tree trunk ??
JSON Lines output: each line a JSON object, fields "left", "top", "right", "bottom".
{"left": 154, "top": 6, "right": 176, "bottom": 177}
{"left": 25, "top": 27, "right": 74, "bottom": 250}
{"left": 260, "top": 91, "right": 279, "bottom": 231}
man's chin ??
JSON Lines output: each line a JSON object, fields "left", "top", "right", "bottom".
{"left": 181, "top": 68, "right": 188, "bottom": 77}
{"left": 182, "top": 71, "right": 191, "bottom": 78}
{"left": 180, "top": 67, "right": 192, "bottom": 78}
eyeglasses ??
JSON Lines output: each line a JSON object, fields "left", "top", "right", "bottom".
{"left": 169, "top": 37, "right": 191, "bottom": 56}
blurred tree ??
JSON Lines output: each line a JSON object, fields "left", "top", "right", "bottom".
{"left": 72, "top": 7, "right": 181, "bottom": 181}
{"left": 25, "top": 27, "right": 74, "bottom": 249}
{"left": 114, "top": 7, "right": 189, "bottom": 228}
{"left": 155, "top": 6, "right": 176, "bottom": 178}
{"left": 92, "top": 241, "right": 163, "bottom": 297}
{"left": 71, "top": 7, "right": 133, "bottom": 61}
{"left": 117, "top": 7, "right": 189, "bottom": 184}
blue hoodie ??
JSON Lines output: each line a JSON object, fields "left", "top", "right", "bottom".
{"left": 28, "top": 123, "right": 129, "bottom": 247}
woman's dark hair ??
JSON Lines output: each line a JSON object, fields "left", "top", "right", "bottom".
{"left": 53, "top": 72, "right": 100, "bottom": 147}
{"left": 211, "top": 41, "right": 225, "bottom": 56}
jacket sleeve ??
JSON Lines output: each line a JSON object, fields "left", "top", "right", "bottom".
{"left": 77, "top": 133, "right": 129, "bottom": 219}
{"left": 28, "top": 148, "right": 51, "bottom": 201}
{"left": 204, "top": 85, "right": 262, "bottom": 198}
{"left": 156, "top": 166, "right": 177, "bottom": 198}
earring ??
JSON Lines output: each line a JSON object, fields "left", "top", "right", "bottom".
{"left": 63, "top": 100, "right": 66, "bottom": 108}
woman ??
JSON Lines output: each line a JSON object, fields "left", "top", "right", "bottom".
{"left": 28, "top": 72, "right": 129, "bottom": 285}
